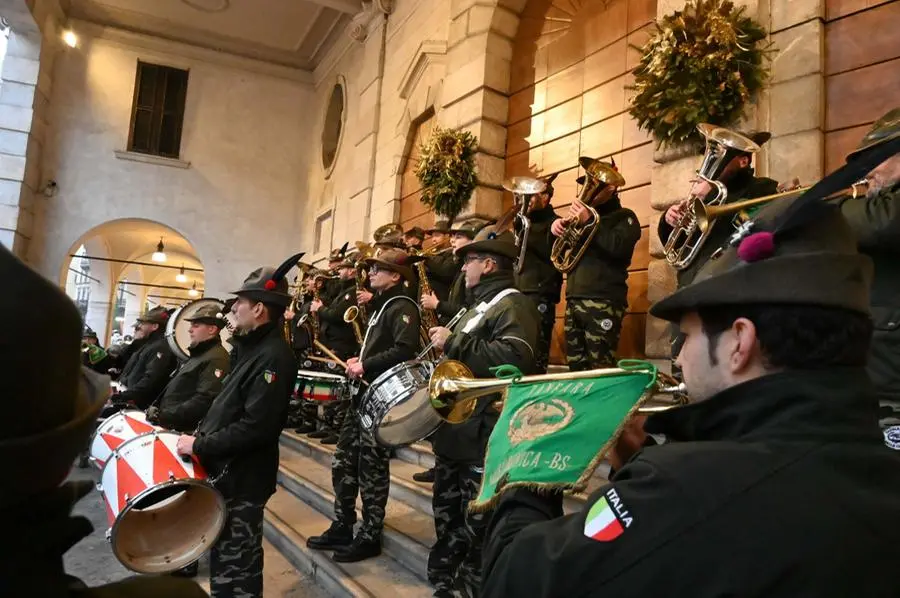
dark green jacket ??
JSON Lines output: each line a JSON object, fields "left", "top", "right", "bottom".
{"left": 423, "top": 249, "right": 458, "bottom": 301}
{"left": 156, "top": 337, "right": 230, "bottom": 433}
{"left": 836, "top": 182, "right": 900, "bottom": 402}
{"left": 117, "top": 330, "right": 177, "bottom": 409}
{"left": 436, "top": 261, "right": 470, "bottom": 324}
{"left": 433, "top": 271, "right": 541, "bottom": 463}
{"left": 359, "top": 283, "right": 421, "bottom": 382}
{"left": 515, "top": 204, "right": 564, "bottom": 302}
{"left": 658, "top": 168, "right": 779, "bottom": 287}
{"left": 318, "top": 278, "right": 360, "bottom": 359}
{"left": 564, "top": 196, "right": 641, "bottom": 305}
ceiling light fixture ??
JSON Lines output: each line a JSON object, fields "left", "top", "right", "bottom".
{"left": 188, "top": 281, "right": 200, "bottom": 298}
{"left": 175, "top": 264, "right": 187, "bottom": 283}
{"left": 151, "top": 238, "right": 167, "bottom": 263}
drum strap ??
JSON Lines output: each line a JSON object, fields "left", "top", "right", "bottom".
{"left": 360, "top": 295, "right": 420, "bottom": 359}
{"left": 460, "top": 288, "right": 520, "bottom": 334}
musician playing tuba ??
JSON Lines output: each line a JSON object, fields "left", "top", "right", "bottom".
{"left": 426, "top": 226, "right": 541, "bottom": 598}
{"left": 550, "top": 157, "right": 641, "bottom": 370}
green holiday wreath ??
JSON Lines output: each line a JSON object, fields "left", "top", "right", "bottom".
{"left": 415, "top": 126, "right": 478, "bottom": 221}
{"left": 628, "top": 0, "right": 771, "bottom": 148}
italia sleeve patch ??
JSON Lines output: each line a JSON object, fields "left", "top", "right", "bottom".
{"left": 214, "top": 369, "right": 223, "bottom": 379}
{"left": 156, "top": 352, "right": 163, "bottom": 359}
{"left": 583, "top": 488, "right": 633, "bottom": 541}
{"left": 401, "top": 314, "right": 411, "bottom": 325}
{"left": 263, "top": 370, "right": 276, "bottom": 384}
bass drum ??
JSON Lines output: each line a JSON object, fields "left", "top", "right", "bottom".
{"left": 165, "top": 298, "right": 235, "bottom": 361}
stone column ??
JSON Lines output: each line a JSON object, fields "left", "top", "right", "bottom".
{"left": 438, "top": 0, "right": 521, "bottom": 219}
{"left": 123, "top": 286, "right": 148, "bottom": 338}
{"left": 645, "top": 0, "right": 826, "bottom": 360}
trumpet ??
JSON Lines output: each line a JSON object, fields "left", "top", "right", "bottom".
{"left": 551, "top": 157, "right": 626, "bottom": 273}
{"left": 428, "top": 359, "right": 687, "bottom": 424}
{"left": 343, "top": 305, "right": 365, "bottom": 345}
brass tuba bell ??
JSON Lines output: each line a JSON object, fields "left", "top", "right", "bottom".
{"left": 501, "top": 176, "right": 547, "bottom": 275}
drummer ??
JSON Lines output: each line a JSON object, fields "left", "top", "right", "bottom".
{"left": 426, "top": 225, "right": 540, "bottom": 597}
{"left": 176, "top": 255, "right": 299, "bottom": 598}
{"left": 307, "top": 248, "right": 421, "bottom": 563}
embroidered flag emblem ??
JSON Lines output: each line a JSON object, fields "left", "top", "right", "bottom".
{"left": 263, "top": 370, "right": 276, "bottom": 384}
{"left": 214, "top": 369, "right": 223, "bottom": 379}
{"left": 583, "top": 495, "right": 624, "bottom": 541}
{"left": 156, "top": 352, "right": 163, "bottom": 359}
{"left": 401, "top": 314, "right": 411, "bottom": 325}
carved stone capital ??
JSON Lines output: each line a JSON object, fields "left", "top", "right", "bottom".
{"left": 348, "top": 0, "right": 393, "bottom": 43}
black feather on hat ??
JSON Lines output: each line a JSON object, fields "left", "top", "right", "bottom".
{"left": 233, "top": 252, "right": 305, "bottom": 307}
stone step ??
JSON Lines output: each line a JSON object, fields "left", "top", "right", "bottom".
{"left": 277, "top": 446, "right": 436, "bottom": 579}
{"left": 281, "top": 431, "right": 601, "bottom": 514}
{"left": 264, "top": 487, "right": 433, "bottom": 598}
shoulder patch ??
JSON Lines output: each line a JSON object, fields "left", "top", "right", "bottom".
{"left": 263, "top": 370, "right": 276, "bottom": 384}
{"left": 156, "top": 352, "right": 163, "bottom": 359}
{"left": 583, "top": 488, "right": 633, "bottom": 542}
{"left": 401, "top": 314, "right": 411, "bottom": 325}
{"left": 214, "top": 369, "right": 223, "bottom": 378}
{"left": 885, "top": 425, "right": 900, "bottom": 450}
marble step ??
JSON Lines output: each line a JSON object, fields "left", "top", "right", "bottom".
{"left": 264, "top": 487, "right": 433, "bottom": 598}
{"left": 277, "top": 445, "right": 436, "bottom": 579}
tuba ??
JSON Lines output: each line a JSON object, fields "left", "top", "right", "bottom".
{"left": 551, "top": 157, "right": 626, "bottom": 273}
{"left": 428, "top": 360, "right": 687, "bottom": 424}
{"left": 500, "top": 176, "right": 547, "bottom": 274}
{"left": 663, "top": 124, "right": 760, "bottom": 270}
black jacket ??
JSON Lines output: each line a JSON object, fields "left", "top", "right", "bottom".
{"left": 156, "top": 337, "right": 230, "bottom": 433}
{"left": 423, "top": 249, "right": 458, "bottom": 301}
{"left": 836, "top": 183, "right": 900, "bottom": 402}
{"left": 318, "top": 278, "right": 360, "bottom": 360}
{"left": 515, "top": 204, "right": 564, "bottom": 302}
{"left": 194, "top": 322, "right": 296, "bottom": 502}
{"left": 482, "top": 368, "right": 900, "bottom": 597}
{"left": 564, "top": 196, "right": 641, "bottom": 305}
{"left": 360, "top": 283, "right": 421, "bottom": 383}
{"left": 436, "top": 263, "right": 470, "bottom": 324}
{"left": 0, "top": 482, "right": 207, "bottom": 598}
{"left": 433, "top": 272, "right": 541, "bottom": 463}
{"left": 658, "top": 168, "right": 779, "bottom": 287}
{"left": 117, "top": 330, "right": 177, "bottom": 409}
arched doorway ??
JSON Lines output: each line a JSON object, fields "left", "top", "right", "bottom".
{"left": 505, "top": 0, "right": 656, "bottom": 365}
{"left": 61, "top": 219, "right": 204, "bottom": 345}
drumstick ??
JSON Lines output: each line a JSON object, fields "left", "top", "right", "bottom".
{"left": 315, "top": 340, "right": 369, "bottom": 386}
{"left": 306, "top": 354, "right": 339, "bottom": 365}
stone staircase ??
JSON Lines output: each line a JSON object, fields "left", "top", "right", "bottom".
{"left": 263, "top": 429, "right": 610, "bottom": 597}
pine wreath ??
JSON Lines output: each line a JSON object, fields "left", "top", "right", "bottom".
{"left": 415, "top": 126, "right": 478, "bottom": 221}
{"left": 628, "top": 0, "right": 771, "bottom": 148}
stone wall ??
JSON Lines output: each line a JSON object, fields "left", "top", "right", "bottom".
{"left": 32, "top": 24, "right": 315, "bottom": 298}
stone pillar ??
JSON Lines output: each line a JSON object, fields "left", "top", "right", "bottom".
{"left": 645, "top": 0, "right": 826, "bottom": 359}
{"left": 439, "top": 0, "right": 520, "bottom": 219}
{"left": 123, "top": 286, "right": 147, "bottom": 339}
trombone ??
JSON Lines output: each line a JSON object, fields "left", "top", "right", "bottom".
{"left": 428, "top": 360, "right": 687, "bottom": 424}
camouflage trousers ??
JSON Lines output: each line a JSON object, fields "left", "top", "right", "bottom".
{"left": 564, "top": 299, "right": 625, "bottom": 371}
{"left": 427, "top": 458, "right": 487, "bottom": 597}
{"left": 524, "top": 293, "right": 557, "bottom": 373}
{"left": 323, "top": 398, "right": 349, "bottom": 435}
{"left": 331, "top": 408, "right": 391, "bottom": 542}
{"left": 209, "top": 497, "right": 265, "bottom": 598}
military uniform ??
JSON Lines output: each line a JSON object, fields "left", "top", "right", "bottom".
{"left": 563, "top": 190, "right": 641, "bottom": 370}
{"left": 434, "top": 217, "right": 493, "bottom": 324}
{"left": 515, "top": 200, "right": 564, "bottom": 372}
{"left": 0, "top": 245, "right": 206, "bottom": 598}
{"left": 429, "top": 231, "right": 540, "bottom": 598}
{"left": 192, "top": 260, "right": 299, "bottom": 598}
{"left": 308, "top": 250, "right": 421, "bottom": 563}
{"left": 113, "top": 307, "right": 177, "bottom": 410}
{"left": 316, "top": 276, "right": 361, "bottom": 440}
{"left": 481, "top": 138, "right": 900, "bottom": 597}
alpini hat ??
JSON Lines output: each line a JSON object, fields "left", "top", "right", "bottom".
{"left": 232, "top": 252, "right": 305, "bottom": 308}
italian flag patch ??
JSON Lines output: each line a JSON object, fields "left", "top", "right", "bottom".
{"left": 583, "top": 495, "right": 624, "bottom": 541}
{"left": 263, "top": 370, "right": 276, "bottom": 384}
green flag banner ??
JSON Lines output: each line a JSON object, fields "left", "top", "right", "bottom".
{"left": 472, "top": 360, "right": 658, "bottom": 511}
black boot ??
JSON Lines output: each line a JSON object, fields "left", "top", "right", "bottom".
{"left": 294, "top": 424, "right": 316, "bottom": 434}
{"left": 332, "top": 537, "right": 381, "bottom": 563}
{"left": 413, "top": 467, "right": 435, "bottom": 483}
{"left": 307, "top": 522, "right": 353, "bottom": 551}
{"left": 320, "top": 433, "right": 339, "bottom": 445}
{"left": 171, "top": 561, "right": 198, "bottom": 578}
{"left": 307, "top": 429, "right": 329, "bottom": 439}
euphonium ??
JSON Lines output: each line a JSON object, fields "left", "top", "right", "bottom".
{"left": 500, "top": 176, "right": 546, "bottom": 274}
{"left": 343, "top": 305, "right": 365, "bottom": 345}
{"left": 663, "top": 124, "right": 761, "bottom": 270}
{"left": 428, "top": 360, "right": 687, "bottom": 424}
{"left": 551, "top": 157, "right": 626, "bottom": 273}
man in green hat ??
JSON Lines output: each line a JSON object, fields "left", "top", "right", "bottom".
{"left": 835, "top": 107, "right": 900, "bottom": 445}
{"left": 308, "top": 248, "right": 421, "bottom": 563}
{"left": 404, "top": 226, "right": 426, "bottom": 250}
{"left": 480, "top": 164, "right": 900, "bottom": 596}
{"left": 110, "top": 305, "right": 177, "bottom": 411}
{"left": 0, "top": 246, "right": 207, "bottom": 597}
{"left": 176, "top": 256, "right": 300, "bottom": 597}
{"left": 427, "top": 226, "right": 541, "bottom": 598}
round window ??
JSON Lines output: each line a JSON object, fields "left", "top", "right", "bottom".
{"left": 321, "top": 82, "right": 345, "bottom": 173}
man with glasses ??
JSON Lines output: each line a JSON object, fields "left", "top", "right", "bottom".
{"left": 307, "top": 248, "right": 421, "bottom": 563}
{"left": 426, "top": 227, "right": 540, "bottom": 598}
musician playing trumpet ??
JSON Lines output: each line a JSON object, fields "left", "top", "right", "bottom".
{"left": 550, "top": 157, "right": 640, "bottom": 370}
{"left": 427, "top": 226, "right": 540, "bottom": 598}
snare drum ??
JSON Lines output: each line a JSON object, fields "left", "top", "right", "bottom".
{"left": 90, "top": 410, "right": 157, "bottom": 469}
{"left": 296, "top": 369, "right": 347, "bottom": 402}
{"left": 98, "top": 429, "right": 226, "bottom": 574}
{"left": 357, "top": 360, "right": 441, "bottom": 447}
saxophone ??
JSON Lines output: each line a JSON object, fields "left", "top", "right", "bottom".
{"left": 413, "top": 253, "right": 441, "bottom": 361}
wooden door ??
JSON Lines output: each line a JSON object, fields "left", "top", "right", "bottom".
{"left": 505, "top": 0, "right": 656, "bottom": 365}
{"left": 399, "top": 112, "right": 437, "bottom": 231}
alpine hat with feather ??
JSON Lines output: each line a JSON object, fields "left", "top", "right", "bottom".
{"left": 232, "top": 252, "right": 305, "bottom": 307}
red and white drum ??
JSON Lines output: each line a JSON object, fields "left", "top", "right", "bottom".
{"left": 90, "top": 410, "right": 157, "bottom": 469}
{"left": 98, "top": 429, "right": 226, "bottom": 574}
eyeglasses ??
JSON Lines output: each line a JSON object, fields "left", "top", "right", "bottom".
{"left": 369, "top": 264, "right": 382, "bottom": 274}
{"left": 464, "top": 254, "right": 489, "bottom": 264}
